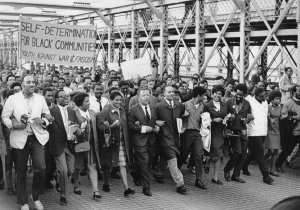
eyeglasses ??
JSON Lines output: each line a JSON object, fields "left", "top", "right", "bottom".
{"left": 59, "top": 95, "right": 69, "bottom": 98}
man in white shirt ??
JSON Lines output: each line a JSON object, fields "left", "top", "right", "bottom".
{"left": 89, "top": 83, "right": 109, "bottom": 113}
{"left": 2, "top": 75, "right": 51, "bottom": 210}
{"left": 242, "top": 87, "right": 274, "bottom": 185}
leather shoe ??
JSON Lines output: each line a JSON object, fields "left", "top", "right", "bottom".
{"left": 231, "top": 176, "right": 245, "bottom": 183}
{"left": 276, "top": 167, "right": 284, "bottom": 173}
{"left": 102, "top": 184, "right": 110, "bottom": 192}
{"left": 142, "top": 189, "right": 152, "bottom": 196}
{"left": 224, "top": 170, "right": 231, "bottom": 181}
{"left": 73, "top": 187, "right": 82, "bottom": 195}
{"left": 176, "top": 185, "right": 187, "bottom": 194}
{"left": 195, "top": 179, "right": 207, "bottom": 189}
{"left": 285, "top": 161, "right": 298, "bottom": 169}
{"left": 270, "top": 172, "right": 280, "bottom": 177}
{"left": 211, "top": 178, "right": 223, "bottom": 185}
{"left": 242, "top": 169, "right": 251, "bottom": 176}
{"left": 124, "top": 188, "right": 135, "bottom": 197}
{"left": 263, "top": 176, "right": 274, "bottom": 185}
{"left": 59, "top": 197, "right": 68, "bottom": 206}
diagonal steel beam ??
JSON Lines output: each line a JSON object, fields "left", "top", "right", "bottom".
{"left": 251, "top": 0, "right": 296, "bottom": 70}
{"left": 94, "top": 10, "right": 111, "bottom": 27}
{"left": 207, "top": 7, "right": 240, "bottom": 72}
{"left": 245, "top": 0, "right": 296, "bottom": 77}
{"left": 143, "top": 0, "right": 163, "bottom": 20}
{"left": 199, "top": 6, "right": 238, "bottom": 74}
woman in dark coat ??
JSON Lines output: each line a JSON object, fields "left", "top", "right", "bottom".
{"left": 72, "top": 92, "right": 101, "bottom": 199}
{"left": 97, "top": 92, "right": 135, "bottom": 197}
{"left": 204, "top": 85, "right": 228, "bottom": 185}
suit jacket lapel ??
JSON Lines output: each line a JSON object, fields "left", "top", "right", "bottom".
{"left": 54, "top": 105, "right": 65, "bottom": 129}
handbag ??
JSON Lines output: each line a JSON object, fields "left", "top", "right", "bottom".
{"left": 73, "top": 125, "right": 90, "bottom": 153}
{"left": 74, "top": 141, "right": 90, "bottom": 153}
{"left": 103, "top": 126, "right": 119, "bottom": 151}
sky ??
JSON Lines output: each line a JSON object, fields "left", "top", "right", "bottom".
{"left": 0, "top": 0, "right": 137, "bottom": 22}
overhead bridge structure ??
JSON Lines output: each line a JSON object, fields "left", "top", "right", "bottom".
{"left": 1, "top": 0, "right": 300, "bottom": 83}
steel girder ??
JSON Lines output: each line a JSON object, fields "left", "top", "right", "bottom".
{"left": 199, "top": 5, "right": 238, "bottom": 75}
{"left": 108, "top": 14, "right": 115, "bottom": 63}
{"left": 159, "top": 6, "right": 168, "bottom": 79}
{"left": 239, "top": 0, "right": 251, "bottom": 83}
{"left": 196, "top": 0, "right": 205, "bottom": 76}
{"left": 245, "top": 0, "right": 296, "bottom": 78}
{"left": 132, "top": 10, "right": 140, "bottom": 59}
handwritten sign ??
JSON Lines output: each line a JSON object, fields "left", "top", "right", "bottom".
{"left": 20, "top": 17, "right": 96, "bottom": 67}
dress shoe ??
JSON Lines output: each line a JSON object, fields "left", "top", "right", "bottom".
{"left": 59, "top": 196, "right": 68, "bottom": 206}
{"left": 211, "top": 178, "right": 223, "bottom": 185}
{"left": 102, "top": 184, "right": 110, "bottom": 192}
{"left": 93, "top": 191, "right": 102, "bottom": 199}
{"left": 224, "top": 170, "right": 231, "bottom": 181}
{"left": 142, "top": 189, "right": 152, "bottom": 196}
{"left": 33, "top": 200, "right": 44, "bottom": 210}
{"left": 176, "top": 185, "right": 187, "bottom": 194}
{"left": 231, "top": 176, "right": 246, "bottom": 183}
{"left": 263, "top": 176, "right": 274, "bottom": 185}
{"left": 124, "top": 188, "right": 136, "bottom": 197}
{"left": 111, "top": 172, "right": 121, "bottom": 179}
{"left": 270, "top": 172, "right": 280, "bottom": 177}
{"left": 242, "top": 169, "right": 251, "bottom": 176}
{"left": 195, "top": 179, "right": 207, "bottom": 189}
{"left": 285, "top": 162, "right": 299, "bottom": 169}
{"left": 276, "top": 167, "right": 284, "bottom": 173}
{"left": 73, "top": 187, "right": 82, "bottom": 195}
{"left": 20, "top": 204, "right": 29, "bottom": 210}
{"left": 7, "top": 188, "right": 17, "bottom": 195}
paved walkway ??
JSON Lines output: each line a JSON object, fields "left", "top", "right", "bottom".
{"left": 0, "top": 159, "right": 299, "bottom": 210}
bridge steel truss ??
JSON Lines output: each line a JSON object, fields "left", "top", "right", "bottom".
{"left": 1, "top": 0, "right": 300, "bottom": 82}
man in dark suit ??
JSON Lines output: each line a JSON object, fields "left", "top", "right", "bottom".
{"left": 156, "top": 85, "right": 187, "bottom": 194}
{"left": 128, "top": 89, "right": 159, "bottom": 196}
{"left": 48, "top": 90, "right": 81, "bottom": 206}
{"left": 224, "top": 84, "right": 252, "bottom": 183}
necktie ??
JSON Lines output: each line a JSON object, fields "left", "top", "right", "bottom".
{"left": 145, "top": 106, "right": 150, "bottom": 122}
{"left": 97, "top": 100, "right": 103, "bottom": 112}
{"left": 63, "top": 107, "right": 68, "bottom": 131}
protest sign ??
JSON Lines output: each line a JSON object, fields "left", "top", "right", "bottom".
{"left": 20, "top": 17, "right": 96, "bottom": 67}
{"left": 121, "top": 56, "right": 152, "bottom": 80}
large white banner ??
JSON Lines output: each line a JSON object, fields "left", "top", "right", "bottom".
{"left": 20, "top": 17, "right": 96, "bottom": 67}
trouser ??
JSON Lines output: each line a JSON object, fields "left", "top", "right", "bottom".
{"left": 167, "top": 158, "right": 184, "bottom": 187}
{"left": 180, "top": 130, "right": 203, "bottom": 180}
{"left": 134, "top": 145, "right": 151, "bottom": 190}
{"left": 45, "top": 143, "right": 56, "bottom": 185}
{"left": 15, "top": 135, "right": 46, "bottom": 205}
{"left": 276, "top": 135, "right": 300, "bottom": 168}
{"left": 242, "top": 136, "right": 270, "bottom": 178}
{"left": 54, "top": 147, "right": 75, "bottom": 198}
{"left": 5, "top": 148, "right": 17, "bottom": 190}
{"left": 224, "top": 131, "right": 248, "bottom": 177}
{"left": 0, "top": 155, "right": 3, "bottom": 187}
{"left": 288, "top": 143, "right": 300, "bottom": 163}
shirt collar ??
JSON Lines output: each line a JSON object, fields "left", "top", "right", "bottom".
{"left": 79, "top": 108, "right": 90, "bottom": 119}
